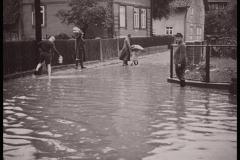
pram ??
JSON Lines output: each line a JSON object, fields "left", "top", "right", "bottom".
{"left": 130, "top": 45, "right": 144, "bottom": 66}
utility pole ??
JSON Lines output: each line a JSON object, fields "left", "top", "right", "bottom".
{"left": 35, "top": 0, "right": 42, "bottom": 43}
{"left": 150, "top": 0, "right": 153, "bottom": 36}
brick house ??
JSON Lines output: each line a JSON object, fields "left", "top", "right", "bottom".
{"left": 17, "top": 0, "right": 151, "bottom": 40}
{"left": 112, "top": 0, "right": 151, "bottom": 37}
{"left": 152, "top": 0, "right": 208, "bottom": 42}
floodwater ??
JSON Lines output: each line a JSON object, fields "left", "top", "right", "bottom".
{"left": 3, "top": 52, "right": 237, "bottom": 160}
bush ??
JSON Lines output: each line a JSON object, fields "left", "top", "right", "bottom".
{"left": 131, "top": 35, "right": 174, "bottom": 48}
{"left": 55, "top": 33, "right": 71, "bottom": 40}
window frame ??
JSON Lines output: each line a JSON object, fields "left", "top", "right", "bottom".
{"left": 140, "top": 8, "right": 147, "bottom": 29}
{"left": 166, "top": 26, "right": 173, "bottom": 35}
{"left": 32, "top": 5, "right": 46, "bottom": 27}
{"left": 190, "top": 7, "right": 194, "bottom": 15}
{"left": 197, "top": 27, "right": 202, "bottom": 41}
{"left": 119, "top": 5, "right": 127, "bottom": 29}
{"left": 189, "top": 26, "right": 194, "bottom": 40}
{"left": 133, "top": 7, "right": 140, "bottom": 29}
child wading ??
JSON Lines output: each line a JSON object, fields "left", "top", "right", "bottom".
{"left": 174, "top": 33, "right": 187, "bottom": 87}
{"left": 34, "top": 36, "right": 62, "bottom": 78}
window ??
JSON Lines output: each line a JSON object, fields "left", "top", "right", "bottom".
{"left": 197, "top": 27, "right": 202, "bottom": 41}
{"left": 133, "top": 8, "right": 147, "bottom": 30}
{"left": 32, "top": 5, "right": 45, "bottom": 27}
{"left": 219, "top": 3, "right": 226, "bottom": 9}
{"left": 166, "top": 27, "right": 173, "bottom": 35}
{"left": 133, "top": 8, "right": 139, "bottom": 29}
{"left": 210, "top": 3, "right": 215, "bottom": 10}
{"left": 190, "top": 8, "right": 194, "bottom": 15}
{"left": 119, "top": 6, "right": 126, "bottom": 28}
{"left": 140, "top": 8, "right": 146, "bottom": 29}
{"left": 189, "top": 26, "right": 193, "bottom": 40}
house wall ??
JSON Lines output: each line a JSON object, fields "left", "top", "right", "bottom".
{"left": 22, "top": 0, "right": 73, "bottom": 40}
{"left": 152, "top": 0, "right": 205, "bottom": 42}
{"left": 21, "top": 0, "right": 151, "bottom": 39}
{"left": 185, "top": 0, "right": 205, "bottom": 42}
{"left": 152, "top": 11, "right": 185, "bottom": 36}
{"left": 113, "top": 0, "right": 151, "bottom": 38}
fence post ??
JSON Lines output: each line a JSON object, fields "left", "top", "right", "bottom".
{"left": 170, "top": 44, "right": 173, "bottom": 78}
{"left": 117, "top": 38, "right": 120, "bottom": 57}
{"left": 205, "top": 44, "right": 210, "bottom": 83}
{"left": 99, "top": 39, "right": 103, "bottom": 61}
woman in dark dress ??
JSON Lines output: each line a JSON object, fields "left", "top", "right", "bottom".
{"left": 119, "top": 34, "right": 131, "bottom": 66}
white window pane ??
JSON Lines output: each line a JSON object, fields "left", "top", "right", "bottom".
{"left": 32, "top": 5, "right": 45, "bottom": 26}
{"left": 141, "top": 9, "right": 146, "bottom": 29}
{"left": 134, "top": 8, "right": 139, "bottom": 28}
{"left": 120, "top": 6, "right": 126, "bottom": 27}
{"left": 40, "top": 6, "right": 44, "bottom": 26}
{"left": 166, "top": 27, "right": 173, "bottom": 35}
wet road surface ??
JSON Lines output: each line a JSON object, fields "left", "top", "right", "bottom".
{"left": 3, "top": 52, "right": 237, "bottom": 160}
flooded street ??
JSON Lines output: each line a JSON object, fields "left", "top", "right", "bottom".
{"left": 3, "top": 52, "right": 237, "bottom": 160}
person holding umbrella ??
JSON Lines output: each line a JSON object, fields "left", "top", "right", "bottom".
{"left": 119, "top": 34, "right": 131, "bottom": 66}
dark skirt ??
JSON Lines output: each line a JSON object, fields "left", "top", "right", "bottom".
{"left": 119, "top": 47, "right": 130, "bottom": 61}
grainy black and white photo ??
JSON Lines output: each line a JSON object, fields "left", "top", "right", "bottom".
{"left": 3, "top": 0, "right": 237, "bottom": 159}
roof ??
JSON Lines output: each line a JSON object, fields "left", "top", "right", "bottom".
{"left": 170, "top": 0, "right": 209, "bottom": 11}
{"left": 207, "top": 0, "right": 230, "bottom": 2}
{"left": 170, "top": 0, "right": 192, "bottom": 8}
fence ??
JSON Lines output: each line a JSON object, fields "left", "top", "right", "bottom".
{"left": 3, "top": 36, "right": 174, "bottom": 76}
{"left": 170, "top": 43, "right": 237, "bottom": 83}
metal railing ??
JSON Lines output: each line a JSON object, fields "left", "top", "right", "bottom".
{"left": 170, "top": 44, "right": 237, "bottom": 83}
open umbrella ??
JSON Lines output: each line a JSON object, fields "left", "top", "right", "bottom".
{"left": 131, "top": 44, "right": 144, "bottom": 51}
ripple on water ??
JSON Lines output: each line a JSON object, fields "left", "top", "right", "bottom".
{"left": 3, "top": 102, "right": 15, "bottom": 106}
{"left": 5, "top": 99, "right": 16, "bottom": 102}
{"left": 37, "top": 131, "right": 63, "bottom": 138}
{"left": 6, "top": 116, "right": 17, "bottom": 121}
{"left": 188, "top": 99, "right": 209, "bottom": 103}
{"left": 3, "top": 144, "right": 37, "bottom": 160}
{"left": 4, "top": 106, "right": 23, "bottom": 111}
{"left": 14, "top": 112, "right": 27, "bottom": 117}
{"left": 4, "top": 138, "right": 31, "bottom": 145}
{"left": 102, "top": 147, "right": 116, "bottom": 154}
{"left": 4, "top": 110, "right": 15, "bottom": 114}
{"left": 4, "top": 122, "right": 24, "bottom": 127}
{"left": 46, "top": 139, "right": 77, "bottom": 153}
{"left": 13, "top": 96, "right": 37, "bottom": 100}
{"left": 26, "top": 116, "right": 38, "bottom": 120}
{"left": 6, "top": 128, "right": 33, "bottom": 135}
{"left": 55, "top": 119, "right": 74, "bottom": 125}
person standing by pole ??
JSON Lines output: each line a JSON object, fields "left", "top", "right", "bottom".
{"left": 73, "top": 27, "right": 86, "bottom": 70}
{"left": 174, "top": 33, "right": 187, "bottom": 87}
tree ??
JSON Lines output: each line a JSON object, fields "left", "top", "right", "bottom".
{"left": 56, "top": 0, "right": 113, "bottom": 38}
{"left": 152, "top": 0, "right": 174, "bottom": 20}
{"left": 3, "top": 0, "right": 20, "bottom": 27}
{"left": 205, "top": 3, "right": 237, "bottom": 39}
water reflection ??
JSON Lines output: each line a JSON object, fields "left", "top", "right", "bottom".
{"left": 143, "top": 86, "right": 237, "bottom": 160}
{"left": 3, "top": 54, "right": 236, "bottom": 160}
